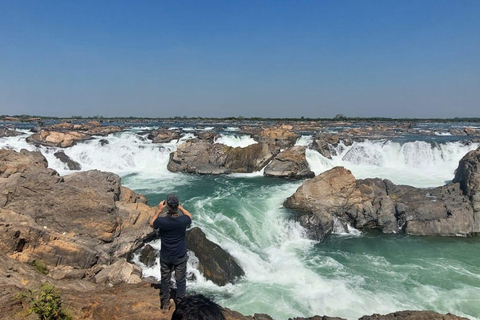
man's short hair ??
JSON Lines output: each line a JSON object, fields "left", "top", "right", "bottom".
{"left": 171, "top": 294, "right": 225, "bottom": 320}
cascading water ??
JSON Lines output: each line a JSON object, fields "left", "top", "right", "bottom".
{"left": 1, "top": 128, "right": 480, "bottom": 319}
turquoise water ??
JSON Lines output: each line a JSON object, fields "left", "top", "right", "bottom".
{"left": 125, "top": 173, "right": 480, "bottom": 320}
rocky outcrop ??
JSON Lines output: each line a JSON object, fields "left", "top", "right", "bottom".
{"left": 26, "top": 130, "right": 91, "bottom": 147}
{"left": 168, "top": 139, "right": 274, "bottom": 174}
{"left": 453, "top": 147, "right": 480, "bottom": 234}
{"left": 0, "top": 127, "right": 21, "bottom": 137}
{"left": 357, "top": 310, "right": 469, "bottom": 320}
{"left": 26, "top": 121, "right": 123, "bottom": 148}
{"left": 264, "top": 146, "right": 314, "bottom": 179}
{"left": 148, "top": 127, "right": 182, "bottom": 143}
{"left": 54, "top": 151, "right": 82, "bottom": 170}
{"left": 311, "top": 133, "right": 354, "bottom": 159}
{"left": 0, "top": 149, "right": 155, "bottom": 278}
{"left": 256, "top": 124, "right": 301, "bottom": 152}
{"left": 285, "top": 159, "right": 479, "bottom": 240}
{"left": 186, "top": 227, "right": 245, "bottom": 286}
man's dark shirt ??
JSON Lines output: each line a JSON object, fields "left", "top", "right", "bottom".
{"left": 153, "top": 214, "right": 191, "bottom": 259}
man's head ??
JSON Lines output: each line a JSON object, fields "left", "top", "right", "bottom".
{"left": 166, "top": 194, "right": 179, "bottom": 213}
{"left": 171, "top": 294, "right": 225, "bottom": 320}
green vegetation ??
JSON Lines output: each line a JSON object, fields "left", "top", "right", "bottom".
{"left": 15, "top": 283, "right": 72, "bottom": 320}
{"left": 30, "top": 260, "right": 48, "bottom": 275}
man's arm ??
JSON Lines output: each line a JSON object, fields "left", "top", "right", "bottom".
{"left": 149, "top": 200, "right": 166, "bottom": 228}
{"left": 178, "top": 204, "right": 193, "bottom": 220}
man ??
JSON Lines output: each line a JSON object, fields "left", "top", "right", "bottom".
{"left": 171, "top": 294, "right": 225, "bottom": 320}
{"left": 149, "top": 194, "right": 193, "bottom": 310}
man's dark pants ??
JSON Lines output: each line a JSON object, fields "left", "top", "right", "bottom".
{"left": 160, "top": 253, "right": 188, "bottom": 306}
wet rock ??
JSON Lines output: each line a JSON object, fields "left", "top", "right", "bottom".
{"left": 138, "top": 244, "right": 158, "bottom": 267}
{"left": 0, "top": 127, "right": 21, "bottom": 137}
{"left": 99, "top": 138, "right": 109, "bottom": 146}
{"left": 186, "top": 227, "right": 245, "bottom": 286}
{"left": 54, "top": 151, "right": 81, "bottom": 170}
{"left": 264, "top": 146, "right": 314, "bottom": 179}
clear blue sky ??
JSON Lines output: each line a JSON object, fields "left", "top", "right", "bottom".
{"left": 1, "top": 0, "right": 479, "bottom": 118}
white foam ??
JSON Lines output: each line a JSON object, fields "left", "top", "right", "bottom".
{"left": 214, "top": 134, "right": 257, "bottom": 148}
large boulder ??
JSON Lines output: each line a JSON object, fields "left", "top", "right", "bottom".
{"left": 168, "top": 139, "right": 274, "bottom": 174}
{"left": 264, "top": 146, "right": 314, "bottom": 179}
{"left": 453, "top": 147, "right": 480, "bottom": 234}
{"left": 186, "top": 227, "right": 245, "bottom": 286}
{"left": 0, "top": 150, "right": 155, "bottom": 278}
{"left": 0, "top": 149, "right": 48, "bottom": 178}
{"left": 256, "top": 124, "right": 301, "bottom": 152}
{"left": 26, "top": 130, "right": 91, "bottom": 147}
{"left": 284, "top": 162, "right": 478, "bottom": 241}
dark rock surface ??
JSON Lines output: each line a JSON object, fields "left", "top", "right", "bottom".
{"left": 168, "top": 139, "right": 274, "bottom": 174}
{"left": 284, "top": 150, "right": 480, "bottom": 241}
{"left": 264, "top": 146, "right": 315, "bottom": 179}
{"left": 0, "top": 127, "right": 21, "bottom": 137}
{"left": 148, "top": 127, "right": 182, "bottom": 143}
{"left": 186, "top": 227, "right": 245, "bottom": 286}
{"left": 54, "top": 151, "right": 82, "bottom": 170}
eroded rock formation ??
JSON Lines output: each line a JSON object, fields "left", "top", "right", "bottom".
{"left": 285, "top": 148, "right": 480, "bottom": 241}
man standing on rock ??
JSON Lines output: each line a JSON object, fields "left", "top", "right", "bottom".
{"left": 149, "top": 194, "right": 193, "bottom": 310}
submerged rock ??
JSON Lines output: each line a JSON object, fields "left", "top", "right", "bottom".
{"left": 54, "top": 151, "right": 82, "bottom": 170}
{"left": 186, "top": 227, "right": 245, "bottom": 286}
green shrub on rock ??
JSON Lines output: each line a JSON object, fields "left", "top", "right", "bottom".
{"left": 15, "top": 283, "right": 72, "bottom": 320}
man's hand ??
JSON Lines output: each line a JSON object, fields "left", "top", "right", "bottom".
{"left": 149, "top": 200, "right": 166, "bottom": 228}
{"left": 178, "top": 204, "right": 193, "bottom": 220}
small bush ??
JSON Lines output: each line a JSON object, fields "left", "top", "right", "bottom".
{"left": 15, "top": 283, "right": 72, "bottom": 320}
{"left": 30, "top": 260, "right": 48, "bottom": 275}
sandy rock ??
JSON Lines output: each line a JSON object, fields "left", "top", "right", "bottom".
{"left": 257, "top": 125, "right": 301, "bottom": 151}
{"left": 0, "top": 149, "right": 48, "bottom": 178}
{"left": 94, "top": 258, "right": 142, "bottom": 285}
{"left": 264, "top": 146, "right": 314, "bottom": 179}
{"left": 26, "top": 130, "right": 91, "bottom": 147}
